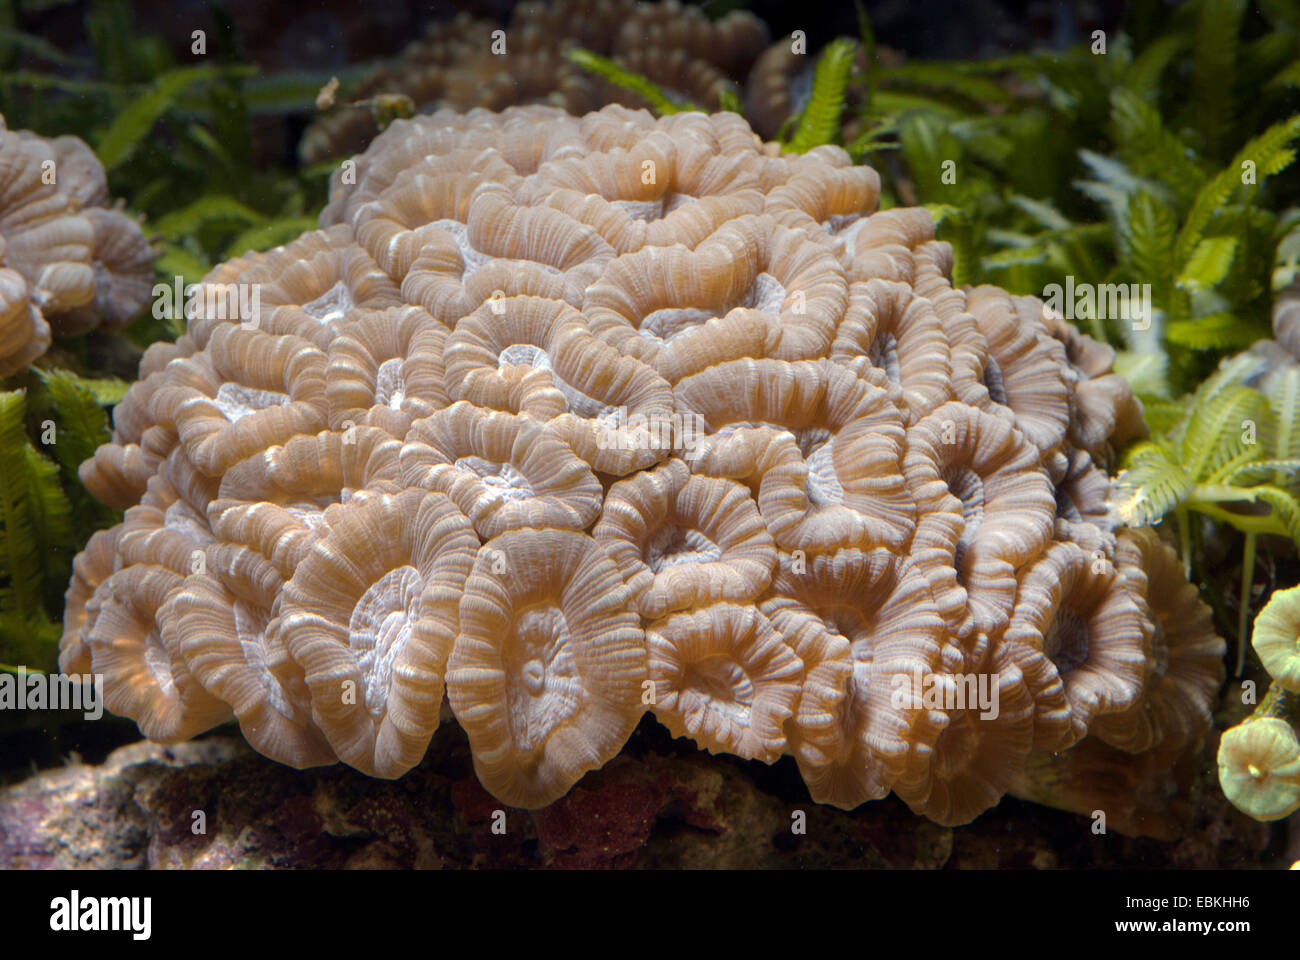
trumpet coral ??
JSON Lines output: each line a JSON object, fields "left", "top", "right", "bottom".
{"left": 0, "top": 115, "right": 154, "bottom": 372}
{"left": 1217, "top": 717, "right": 1300, "bottom": 822}
{"left": 63, "top": 103, "right": 1221, "bottom": 831}
{"left": 299, "top": 0, "right": 768, "bottom": 165}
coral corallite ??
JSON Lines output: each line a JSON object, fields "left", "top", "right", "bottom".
{"left": 0, "top": 116, "right": 155, "bottom": 374}
{"left": 60, "top": 104, "right": 1225, "bottom": 825}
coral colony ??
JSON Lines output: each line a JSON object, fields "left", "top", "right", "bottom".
{"left": 0, "top": 120, "right": 153, "bottom": 375}
{"left": 298, "top": 1, "right": 769, "bottom": 165}
{"left": 57, "top": 101, "right": 1224, "bottom": 823}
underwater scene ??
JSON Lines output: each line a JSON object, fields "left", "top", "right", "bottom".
{"left": 0, "top": 0, "right": 1298, "bottom": 884}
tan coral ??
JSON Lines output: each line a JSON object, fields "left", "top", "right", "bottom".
{"left": 840, "top": 206, "right": 935, "bottom": 283}
{"left": 521, "top": 131, "right": 765, "bottom": 255}
{"left": 191, "top": 226, "right": 403, "bottom": 350}
{"left": 58, "top": 526, "right": 122, "bottom": 676}
{"left": 111, "top": 453, "right": 219, "bottom": 580}
{"left": 904, "top": 241, "right": 978, "bottom": 353}
{"left": 0, "top": 122, "right": 95, "bottom": 318}
{"left": 442, "top": 295, "right": 579, "bottom": 419}
{"left": 79, "top": 440, "right": 166, "bottom": 511}
{"left": 151, "top": 325, "right": 328, "bottom": 476}
{"left": 677, "top": 358, "right": 914, "bottom": 553}
{"left": 763, "top": 152, "right": 880, "bottom": 238}
{"left": 743, "top": 40, "right": 809, "bottom": 141}
{"left": 447, "top": 527, "right": 647, "bottom": 807}
{"left": 1003, "top": 541, "right": 1150, "bottom": 751}
{"left": 1041, "top": 307, "right": 1149, "bottom": 458}
{"left": 905, "top": 401, "right": 1055, "bottom": 638}
{"left": 212, "top": 425, "right": 401, "bottom": 513}
{"left": 0, "top": 118, "right": 155, "bottom": 353}
{"left": 321, "top": 106, "right": 588, "bottom": 232}
{"left": 1053, "top": 446, "right": 1115, "bottom": 548}
{"left": 1072, "top": 372, "right": 1146, "bottom": 458}
{"left": 594, "top": 458, "right": 776, "bottom": 618}
{"left": 444, "top": 293, "right": 679, "bottom": 475}
{"left": 0, "top": 123, "right": 89, "bottom": 368}
{"left": 611, "top": 1, "right": 767, "bottom": 77}
{"left": 347, "top": 148, "right": 519, "bottom": 286}
{"left": 0, "top": 266, "right": 50, "bottom": 377}
{"left": 60, "top": 102, "right": 1211, "bottom": 827}
{"left": 207, "top": 426, "right": 403, "bottom": 592}
{"left": 55, "top": 208, "right": 155, "bottom": 335}
{"left": 961, "top": 287, "right": 1071, "bottom": 455}
{"left": 442, "top": 294, "right": 679, "bottom": 473}
{"left": 1090, "top": 528, "right": 1224, "bottom": 752}
{"left": 893, "top": 641, "right": 1037, "bottom": 825}
{"left": 584, "top": 215, "right": 846, "bottom": 380}
{"left": 832, "top": 278, "right": 952, "bottom": 422}
{"left": 83, "top": 564, "right": 233, "bottom": 742}
{"left": 443, "top": 295, "right": 673, "bottom": 440}
{"left": 646, "top": 602, "right": 800, "bottom": 762}
{"left": 275, "top": 488, "right": 478, "bottom": 776}
{"left": 79, "top": 336, "right": 199, "bottom": 509}
{"left": 401, "top": 402, "right": 602, "bottom": 538}
{"left": 761, "top": 548, "right": 948, "bottom": 806}
{"left": 326, "top": 305, "right": 450, "bottom": 438}
{"left": 173, "top": 538, "right": 335, "bottom": 769}
{"left": 400, "top": 179, "right": 614, "bottom": 326}
{"left": 255, "top": 236, "right": 403, "bottom": 347}
{"left": 45, "top": 134, "right": 108, "bottom": 207}
{"left": 299, "top": 0, "right": 767, "bottom": 165}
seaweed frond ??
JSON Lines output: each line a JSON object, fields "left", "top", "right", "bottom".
{"left": 785, "top": 38, "right": 857, "bottom": 153}
{"left": 0, "top": 371, "right": 120, "bottom": 670}
{"left": 95, "top": 64, "right": 257, "bottom": 171}
{"left": 1175, "top": 114, "right": 1300, "bottom": 265}
{"left": 0, "top": 390, "right": 42, "bottom": 626}
{"left": 34, "top": 370, "right": 111, "bottom": 479}
{"left": 565, "top": 48, "right": 701, "bottom": 115}
{"left": 1188, "top": 0, "right": 1247, "bottom": 160}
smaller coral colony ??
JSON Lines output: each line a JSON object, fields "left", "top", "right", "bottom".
{"left": 0, "top": 0, "right": 1242, "bottom": 835}
{"left": 0, "top": 119, "right": 153, "bottom": 376}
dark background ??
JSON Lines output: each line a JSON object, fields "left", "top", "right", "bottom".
{"left": 18, "top": 0, "right": 1133, "bottom": 73}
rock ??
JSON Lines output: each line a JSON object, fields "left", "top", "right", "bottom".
{"left": 0, "top": 721, "right": 1278, "bottom": 869}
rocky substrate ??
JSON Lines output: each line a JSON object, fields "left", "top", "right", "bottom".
{"left": 0, "top": 718, "right": 1281, "bottom": 869}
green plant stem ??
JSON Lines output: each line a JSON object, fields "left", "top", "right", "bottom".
{"left": 1186, "top": 518, "right": 1234, "bottom": 645}
{"left": 1237, "top": 531, "right": 1256, "bottom": 677}
{"left": 1175, "top": 504, "right": 1192, "bottom": 576}
{"left": 1187, "top": 500, "right": 1289, "bottom": 536}
{"left": 1250, "top": 682, "right": 1295, "bottom": 724}
{"left": 564, "top": 48, "right": 699, "bottom": 115}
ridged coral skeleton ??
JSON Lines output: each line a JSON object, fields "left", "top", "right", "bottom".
{"left": 63, "top": 103, "right": 1224, "bottom": 828}
{"left": 299, "top": 0, "right": 769, "bottom": 165}
{"left": 0, "top": 116, "right": 154, "bottom": 374}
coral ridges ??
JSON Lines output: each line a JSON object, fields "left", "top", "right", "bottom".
{"left": 62, "top": 103, "right": 1223, "bottom": 827}
{"left": 299, "top": 0, "right": 769, "bottom": 165}
{"left": 0, "top": 116, "right": 154, "bottom": 374}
